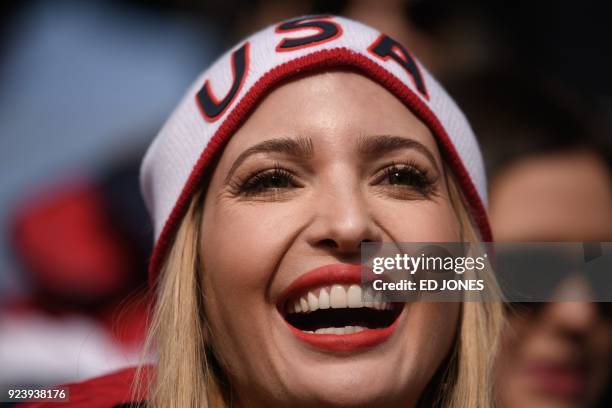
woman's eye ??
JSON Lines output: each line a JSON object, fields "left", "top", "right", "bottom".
{"left": 375, "top": 164, "right": 436, "bottom": 197}
{"left": 385, "top": 167, "right": 426, "bottom": 187}
{"left": 237, "top": 168, "right": 298, "bottom": 196}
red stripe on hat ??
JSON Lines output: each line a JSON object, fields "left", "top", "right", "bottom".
{"left": 148, "top": 47, "right": 492, "bottom": 286}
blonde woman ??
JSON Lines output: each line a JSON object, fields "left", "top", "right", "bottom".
{"left": 24, "top": 16, "right": 502, "bottom": 408}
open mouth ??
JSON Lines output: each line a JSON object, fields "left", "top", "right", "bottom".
{"left": 281, "top": 284, "right": 403, "bottom": 335}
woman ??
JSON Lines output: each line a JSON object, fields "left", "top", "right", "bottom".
{"left": 490, "top": 149, "right": 612, "bottom": 407}
{"left": 24, "top": 15, "right": 502, "bottom": 408}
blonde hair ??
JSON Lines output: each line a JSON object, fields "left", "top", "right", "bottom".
{"left": 135, "top": 162, "right": 504, "bottom": 408}
{"left": 438, "top": 165, "right": 503, "bottom": 408}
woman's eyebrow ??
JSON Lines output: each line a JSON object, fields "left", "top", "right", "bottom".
{"left": 357, "top": 135, "right": 440, "bottom": 171}
{"left": 225, "top": 136, "right": 314, "bottom": 181}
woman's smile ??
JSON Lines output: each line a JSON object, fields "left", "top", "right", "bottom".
{"left": 277, "top": 263, "right": 404, "bottom": 351}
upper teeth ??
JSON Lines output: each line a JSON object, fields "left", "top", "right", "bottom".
{"left": 286, "top": 284, "right": 391, "bottom": 314}
{"left": 304, "top": 326, "right": 368, "bottom": 334}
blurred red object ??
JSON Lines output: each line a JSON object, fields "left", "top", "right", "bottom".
{"left": 11, "top": 179, "right": 132, "bottom": 303}
{"left": 2, "top": 176, "right": 151, "bottom": 387}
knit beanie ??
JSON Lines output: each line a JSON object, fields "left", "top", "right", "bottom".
{"left": 140, "top": 15, "right": 492, "bottom": 284}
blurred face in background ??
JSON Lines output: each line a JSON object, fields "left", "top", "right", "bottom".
{"left": 490, "top": 150, "right": 612, "bottom": 407}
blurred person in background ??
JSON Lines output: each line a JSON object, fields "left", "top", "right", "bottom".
{"left": 491, "top": 148, "right": 612, "bottom": 408}
{"left": 449, "top": 71, "right": 612, "bottom": 407}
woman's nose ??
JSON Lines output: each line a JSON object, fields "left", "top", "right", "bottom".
{"left": 542, "top": 276, "right": 601, "bottom": 336}
{"left": 544, "top": 301, "right": 600, "bottom": 336}
{"left": 305, "top": 183, "right": 382, "bottom": 255}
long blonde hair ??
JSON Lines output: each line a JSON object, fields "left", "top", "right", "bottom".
{"left": 134, "top": 162, "right": 504, "bottom": 408}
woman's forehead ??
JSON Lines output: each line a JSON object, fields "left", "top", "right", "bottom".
{"left": 220, "top": 71, "right": 438, "bottom": 158}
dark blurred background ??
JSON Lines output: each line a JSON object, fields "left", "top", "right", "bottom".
{"left": 0, "top": 0, "right": 610, "bottom": 406}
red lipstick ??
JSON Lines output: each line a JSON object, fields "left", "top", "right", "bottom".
{"left": 278, "top": 263, "right": 402, "bottom": 352}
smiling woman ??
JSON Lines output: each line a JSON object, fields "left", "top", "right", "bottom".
{"left": 134, "top": 15, "right": 503, "bottom": 408}
{"left": 134, "top": 14, "right": 501, "bottom": 407}
{"left": 22, "top": 15, "right": 502, "bottom": 408}
{"left": 200, "top": 71, "right": 461, "bottom": 380}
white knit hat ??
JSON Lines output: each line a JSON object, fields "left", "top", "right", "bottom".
{"left": 140, "top": 15, "right": 491, "bottom": 284}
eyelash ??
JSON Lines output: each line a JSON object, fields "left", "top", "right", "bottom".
{"left": 231, "top": 161, "right": 437, "bottom": 198}
{"left": 232, "top": 165, "right": 299, "bottom": 197}
{"left": 373, "top": 161, "right": 437, "bottom": 197}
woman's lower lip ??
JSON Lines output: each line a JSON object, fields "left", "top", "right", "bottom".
{"left": 285, "top": 311, "right": 402, "bottom": 352}
{"left": 525, "top": 364, "right": 588, "bottom": 398}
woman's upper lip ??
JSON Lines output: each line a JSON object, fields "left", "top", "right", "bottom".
{"left": 524, "top": 359, "right": 591, "bottom": 397}
{"left": 526, "top": 359, "right": 590, "bottom": 374}
{"left": 277, "top": 264, "right": 364, "bottom": 310}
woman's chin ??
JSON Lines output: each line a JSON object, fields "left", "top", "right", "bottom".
{"left": 278, "top": 367, "right": 414, "bottom": 408}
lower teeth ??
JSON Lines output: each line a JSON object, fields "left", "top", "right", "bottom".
{"left": 303, "top": 326, "right": 367, "bottom": 334}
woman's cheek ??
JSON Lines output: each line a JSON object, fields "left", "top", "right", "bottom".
{"left": 376, "top": 200, "right": 460, "bottom": 241}
{"left": 200, "top": 203, "right": 306, "bottom": 378}
{"left": 202, "top": 202, "right": 307, "bottom": 290}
